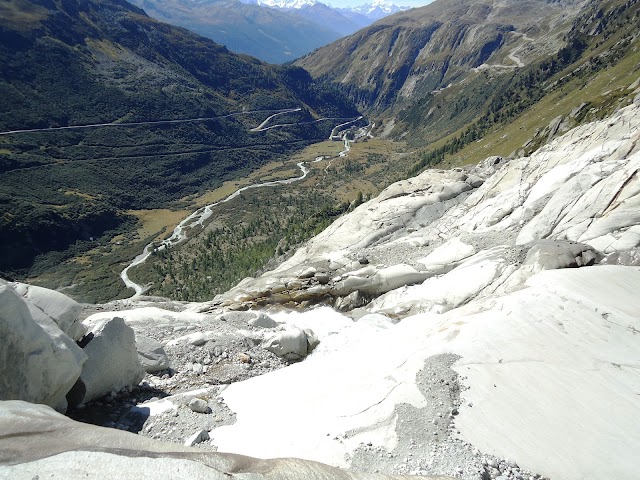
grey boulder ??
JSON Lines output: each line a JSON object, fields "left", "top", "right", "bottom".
{"left": 263, "top": 327, "right": 318, "bottom": 361}
{"left": 12, "top": 282, "right": 86, "bottom": 341}
{"left": 136, "top": 335, "right": 170, "bottom": 373}
{"left": 248, "top": 312, "right": 277, "bottom": 328}
{"left": 0, "top": 286, "right": 86, "bottom": 412}
{"left": 188, "top": 398, "right": 209, "bottom": 414}
{"left": 80, "top": 317, "right": 145, "bottom": 403}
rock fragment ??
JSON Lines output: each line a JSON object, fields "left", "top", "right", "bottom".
{"left": 248, "top": 313, "right": 277, "bottom": 328}
{"left": 136, "top": 335, "right": 170, "bottom": 373}
{"left": 187, "top": 332, "right": 207, "bottom": 346}
{"left": 184, "top": 429, "right": 209, "bottom": 446}
{"left": 188, "top": 398, "right": 209, "bottom": 413}
{"left": 262, "top": 327, "right": 318, "bottom": 361}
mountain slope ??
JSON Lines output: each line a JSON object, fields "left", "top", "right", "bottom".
{"left": 0, "top": 0, "right": 358, "bottom": 293}
{"left": 130, "top": 0, "right": 344, "bottom": 63}
{"left": 295, "top": 0, "right": 588, "bottom": 111}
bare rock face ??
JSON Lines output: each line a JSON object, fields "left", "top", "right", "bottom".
{"left": 80, "top": 317, "right": 145, "bottom": 404}
{"left": 0, "top": 286, "right": 86, "bottom": 412}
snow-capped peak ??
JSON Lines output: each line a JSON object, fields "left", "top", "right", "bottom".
{"left": 257, "top": 0, "right": 317, "bottom": 8}
{"left": 351, "top": 0, "right": 409, "bottom": 16}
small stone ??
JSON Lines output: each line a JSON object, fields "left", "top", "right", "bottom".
{"left": 184, "top": 429, "right": 209, "bottom": 446}
{"left": 238, "top": 353, "right": 251, "bottom": 363}
{"left": 248, "top": 313, "right": 278, "bottom": 328}
{"left": 192, "top": 363, "right": 203, "bottom": 374}
{"left": 188, "top": 398, "right": 209, "bottom": 413}
{"left": 188, "top": 332, "right": 207, "bottom": 346}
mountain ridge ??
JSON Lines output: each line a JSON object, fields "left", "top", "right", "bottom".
{"left": 296, "top": 0, "right": 589, "bottom": 113}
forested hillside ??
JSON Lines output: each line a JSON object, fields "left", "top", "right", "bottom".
{"left": 0, "top": 0, "right": 358, "bottom": 289}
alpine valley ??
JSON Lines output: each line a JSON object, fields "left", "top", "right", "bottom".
{"left": 1, "top": 0, "right": 639, "bottom": 479}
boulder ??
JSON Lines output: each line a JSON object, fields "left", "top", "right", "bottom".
{"left": 0, "top": 286, "right": 86, "bottom": 412}
{"left": 297, "top": 266, "right": 317, "bottom": 279}
{"left": 13, "top": 282, "right": 86, "bottom": 341}
{"left": 248, "top": 312, "right": 277, "bottom": 328}
{"left": 184, "top": 429, "right": 210, "bottom": 446}
{"left": 80, "top": 317, "right": 145, "bottom": 403}
{"left": 263, "top": 327, "right": 318, "bottom": 361}
{"left": 188, "top": 398, "right": 209, "bottom": 414}
{"left": 186, "top": 332, "right": 207, "bottom": 346}
{"left": 523, "top": 240, "right": 600, "bottom": 273}
{"left": 136, "top": 335, "right": 170, "bottom": 373}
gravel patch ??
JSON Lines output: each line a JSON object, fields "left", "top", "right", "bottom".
{"left": 350, "top": 354, "right": 549, "bottom": 480}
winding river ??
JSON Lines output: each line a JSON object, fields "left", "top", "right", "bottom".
{"left": 120, "top": 114, "right": 364, "bottom": 296}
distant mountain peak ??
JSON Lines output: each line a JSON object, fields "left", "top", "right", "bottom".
{"left": 352, "top": 0, "right": 409, "bottom": 15}
{"left": 257, "top": 0, "right": 318, "bottom": 8}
